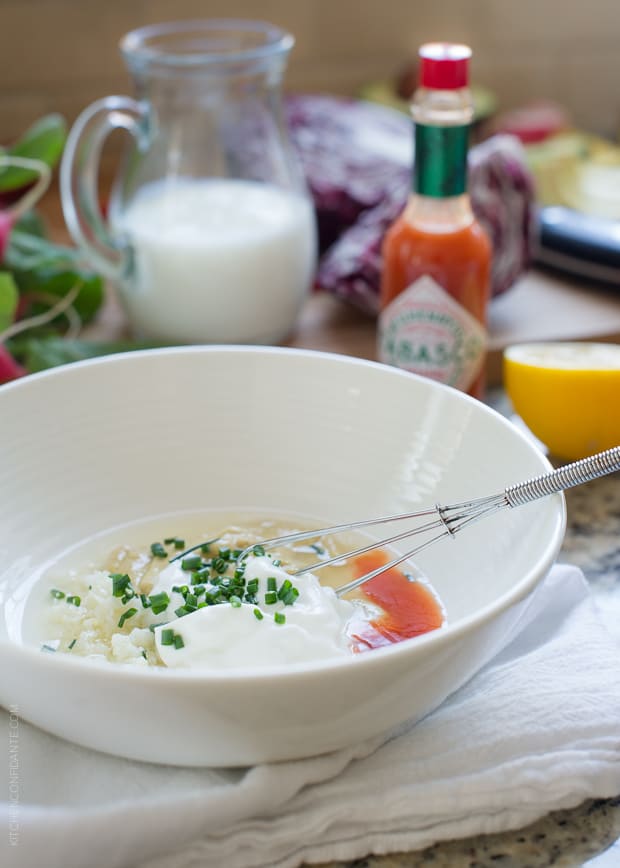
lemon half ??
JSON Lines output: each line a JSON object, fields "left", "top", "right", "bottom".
{"left": 504, "top": 342, "right": 620, "bottom": 460}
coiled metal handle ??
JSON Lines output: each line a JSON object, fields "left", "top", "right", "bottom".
{"left": 505, "top": 446, "right": 620, "bottom": 507}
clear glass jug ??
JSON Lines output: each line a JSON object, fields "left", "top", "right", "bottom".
{"left": 60, "top": 20, "right": 316, "bottom": 344}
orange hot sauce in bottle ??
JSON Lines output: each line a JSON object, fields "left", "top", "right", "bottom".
{"left": 379, "top": 43, "right": 491, "bottom": 398}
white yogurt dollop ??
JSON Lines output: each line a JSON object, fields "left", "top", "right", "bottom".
{"left": 154, "top": 556, "right": 358, "bottom": 670}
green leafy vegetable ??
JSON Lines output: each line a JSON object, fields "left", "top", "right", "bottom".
{"left": 10, "top": 336, "right": 163, "bottom": 374}
{"left": 4, "top": 231, "right": 104, "bottom": 323}
{"left": 0, "top": 272, "right": 18, "bottom": 334}
{"left": 0, "top": 114, "right": 67, "bottom": 193}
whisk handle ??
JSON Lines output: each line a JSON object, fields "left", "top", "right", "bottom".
{"left": 505, "top": 446, "right": 620, "bottom": 507}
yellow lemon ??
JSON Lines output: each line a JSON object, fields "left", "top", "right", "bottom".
{"left": 503, "top": 342, "right": 620, "bottom": 461}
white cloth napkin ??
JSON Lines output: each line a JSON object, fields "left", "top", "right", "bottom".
{"left": 3, "top": 564, "right": 619, "bottom": 868}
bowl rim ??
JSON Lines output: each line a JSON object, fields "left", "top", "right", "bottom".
{"left": 0, "top": 345, "right": 567, "bottom": 683}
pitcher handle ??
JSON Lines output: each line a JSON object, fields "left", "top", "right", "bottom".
{"left": 60, "top": 96, "right": 148, "bottom": 282}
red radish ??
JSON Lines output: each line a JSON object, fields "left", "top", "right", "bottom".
{"left": 0, "top": 211, "right": 14, "bottom": 261}
{"left": 489, "top": 100, "right": 570, "bottom": 144}
{"left": 0, "top": 344, "right": 25, "bottom": 384}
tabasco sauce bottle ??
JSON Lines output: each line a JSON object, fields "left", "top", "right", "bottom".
{"left": 378, "top": 43, "right": 491, "bottom": 398}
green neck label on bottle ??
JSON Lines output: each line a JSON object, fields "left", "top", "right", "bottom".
{"left": 414, "top": 123, "right": 469, "bottom": 197}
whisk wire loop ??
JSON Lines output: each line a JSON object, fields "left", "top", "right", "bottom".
{"left": 207, "top": 446, "right": 620, "bottom": 597}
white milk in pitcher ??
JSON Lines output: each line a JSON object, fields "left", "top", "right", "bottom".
{"left": 113, "top": 177, "right": 316, "bottom": 343}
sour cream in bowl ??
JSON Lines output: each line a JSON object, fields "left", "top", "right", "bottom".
{"left": 0, "top": 347, "right": 565, "bottom": 766}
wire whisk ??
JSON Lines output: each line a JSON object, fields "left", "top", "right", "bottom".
{"left": 235, "top": 445, "right": 620, "bottom": 597}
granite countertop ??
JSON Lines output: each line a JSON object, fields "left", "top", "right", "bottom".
{"left": 317, "top": 399, "right": 620, "bottom": 868}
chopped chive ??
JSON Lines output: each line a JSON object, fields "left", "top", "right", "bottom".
{"left": 253, "top": 608, "right": 264, "bottom": 620}
{"left": 140, "top": 593, "right": 150, "bottom": 608}
{"left": 148, "top": 622, "right": 167, "bottom": 633}
{"left": 41, "top": 644, "right": 57, "bottom": 652}
{"left": 121, "top": 591, "right": 135, "bottom": 604}
{"left": 191, "top": 569, "right": 210, "bottom": 582}
{"left": 150, "top": 542, "right": 167, "bottom": 559}
{"left": 212, "top": 557, "right": 228, "bottom": 574}
{"left": 274, "top": 612, "right": 286, "bottom": 625}
{"left": 118, "top": 607, "right": 138, "bottom": 628}
{"left": 68, "top": 638, "right": 77, "bottom": 650}
{"left": 160, "top": 628, "right": 174, "bottom": 646}
{"left": 282, "top": 588, "right": 300, "bottom": 606}
{"left": 277, "top": 579, "right": 292, "bottom": 600}
{"left": 173, "top": 634, "right": 185, "bottom": 650}
{"left": 164, "top": 537, "right": 186, "bottom": 550}
{"left": 110, "top": 573, "right": 132, "bottom": 597}
{"left": 181, "top": 555, "right": 202, "bottom": 571}
{"left": 246, "top": 578, "right": 259, "bottom": 594}
{"left": 50, "top": 588, "right": 65, "bottom": 600}
{"left": 66, "top": 595, "right": 81, "bottom": 607}
{"left": 185, "top": 593, "right": 198, "bottom": 608}
{"left": 149, "top": 591, "right": 170, "bottom": 615}
{"left": 267, "top": 577, "right": 277, "bottom": 592}
{"left": 264, "top": 591, "right": 278, "bottom": 605}
{"left": 230, "top": 595, "right": 242, "bottom": 608}
{"left": 252, "top": 545, "right": 266, "bottom": 557}
{"left": 272, "top": 559, "right": 282, "bottom": 567}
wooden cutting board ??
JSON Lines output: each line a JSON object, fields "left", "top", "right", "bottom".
{"left": 283, "top": 270, "right": 620, "bottom": 386}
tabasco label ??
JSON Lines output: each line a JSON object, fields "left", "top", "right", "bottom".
{"left": 378, "top": 276, "right": 486, "bottom": 391}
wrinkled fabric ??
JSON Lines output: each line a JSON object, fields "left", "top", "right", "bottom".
{"left": 2, "top": 564, "right": 619, "bottom": 868}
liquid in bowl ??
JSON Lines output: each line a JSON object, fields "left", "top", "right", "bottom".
{"left": 24, "top": 510, "right": 446, "bottom": 670}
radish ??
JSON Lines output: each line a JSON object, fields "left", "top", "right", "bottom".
{"left": 0, "top": 344, "right": 25, "bottom": 384}
{"left": 0, "top": 211, "right": 13, "bottom": 261}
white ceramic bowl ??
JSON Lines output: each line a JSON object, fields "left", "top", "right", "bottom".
{"left": 0, "top": 347, "right": 565, "bottom": 766}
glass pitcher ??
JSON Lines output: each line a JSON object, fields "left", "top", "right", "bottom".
{"left": 60, "top": 20, "right": 316, "bottom": 344}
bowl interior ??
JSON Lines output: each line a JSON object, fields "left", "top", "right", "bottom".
{"left": 0, "top": 347, "right": 564, "bottom": 646}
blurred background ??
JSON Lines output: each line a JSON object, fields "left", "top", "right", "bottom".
{"left": 2, "top": 0, "right": 620, "bottom": 140}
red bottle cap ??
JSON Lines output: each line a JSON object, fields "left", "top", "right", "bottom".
{"left": 419, "top": 43, "right": 471, "bottom": 90}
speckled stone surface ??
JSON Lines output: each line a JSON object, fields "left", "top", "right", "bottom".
{"left": 314, "top": 395, "right": 620, "bottom": 868}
